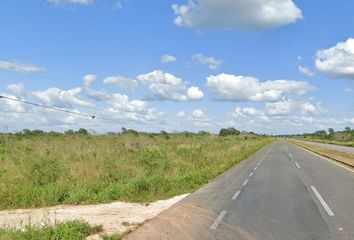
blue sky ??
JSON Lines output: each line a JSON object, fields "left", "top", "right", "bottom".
{"left": 0, "top": 0, "right": 353, "bottom": 134}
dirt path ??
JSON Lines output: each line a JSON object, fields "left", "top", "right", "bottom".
{"left": 0, "top": 194, "right": 189, "bottom": 237}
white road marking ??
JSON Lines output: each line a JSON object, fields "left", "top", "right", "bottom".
{"left": 249, "top": 172, "right": 254, "bottom": 177}
{"left": 257, "top": 163, "right": 261, "bottom": 166}
{"left": 260, "top": 159, "right": 263, "bottom": 163}
{"left": 338, "top": 228, "right": 344, "bottom": 231}
{"left": 311, "top": 186, "right": 335, "bottom": 216}
{"left": 242, "top": 179, "right": 249, "bottom": 186}
{"left": 289, "top": 153, "right": 292, "bottom": 158}
{"left": 295, "top": 162, "right": 300, "bottom": 169}
{"left": 232, "top": 191, "right": 241, "bottom": 200}
{"left": 210, "top": 210, "right": 227, "bottom": 230}
{"left": 254, "top": 166, "right": 258, "bottom": 171}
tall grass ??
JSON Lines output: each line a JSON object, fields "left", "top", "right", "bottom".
{"left": 0, "top": 133, "right": 271, "bottom": 210}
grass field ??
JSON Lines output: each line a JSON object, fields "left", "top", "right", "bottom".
{"left": 292, "top": 136, "right": 354, "bottom": 147}
{"left": 0, "top": 220, "right": 116, "bottom": 240}
{"left": 0, "top": 132, "right": 271, "bottom": 210}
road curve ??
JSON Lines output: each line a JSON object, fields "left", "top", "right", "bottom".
{"left": 125, "top": 140, "right": 354, "bottom": 240}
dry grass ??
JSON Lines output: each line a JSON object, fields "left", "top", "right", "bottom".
{"left": 0, "top": 132, "right": 271, "bottom": 210}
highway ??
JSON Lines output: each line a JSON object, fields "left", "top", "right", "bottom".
{"left": 126, "top": 140, "right": 354, "bottom": 240}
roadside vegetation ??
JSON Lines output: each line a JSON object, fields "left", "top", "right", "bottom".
{"left": 0, "top": 128, "right": 271, "bottom": 210}
{"left": 0, "top": 220, "right": 105, "bottom": 240}
{"left": 286, "top": 127, "right": 354, "bottom": 147}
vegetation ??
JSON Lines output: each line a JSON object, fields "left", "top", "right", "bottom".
{"left": 219, "top": 127, "right": 241, "bottom": 136}
{"left": 0, "top": 220, "right": 103, "bottom": 240}
{"left": 0, "top": 129, "right": 271, "bottom": 210}
{"left": 285, "top": 127, "right": 354, "bottom": 147}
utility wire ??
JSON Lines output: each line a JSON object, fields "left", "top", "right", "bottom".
{"left": 0, "top": 95, "right": 96, "bottom": 119}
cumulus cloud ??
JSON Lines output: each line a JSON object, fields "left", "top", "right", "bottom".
{"left": 265, "top": 100, "right": 323, "bottom": 116}
{"left": 103, "top": 76, "right": 138, "bottom": 90}
{"left": 32, "top": 87, "right": 95, "bottom": 108}
{"left": 83, "top": 74, "right": 111, "bottom": 101}
{"left": 230, "top": 107, "right": 269, "bottom": 123}
{"left": 344, "top": 87, "right": 352, "bottom": 93}
{"left": 7, "top": 83, "right": 27, "bottom": 98}
{"left": 161, "top": 54, "right": 177, "bottom": 63}
{"left": 315, "top": 38, "right": 354, "bottom": 79}
{"left": 0, "top": 60, "right": 44, "bottom": 73}
{"left": 176, "top": 111, "right": 186, "bottom": 118}
{"left": 192, "top": 54, "right": 222, "bottom": 70}
{"left": 137, "top": 70, "right": 204, "bottom": 101}
{"left": 298, "top": 65, "right": 315, "bottom": 77}
{"left": 48, "top": 0, "right": 94, "bottom": 5}
{"left": 172, "top": 0, "right": 302, "bottom": 30}
{"left": 207, "top": 73, "right": 314, "bottom": 102}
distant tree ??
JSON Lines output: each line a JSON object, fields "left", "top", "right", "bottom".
{"left": 313, "top": 130, "right": 327, "bottom": 138}
{"left": 76, "top": 128, "right": 89, "bottom": 135}
{"left": 22, "top": 129, "right": 31, "bottom": 135}
{"left": 219, "top": 127, "right": 241, "bottom": 136}
{"left": 160, "top": 131, "right": 170, "bottom": 139}
{"left": 345, "top": 127, "right": 351, "bottom": 132}
{"left": 328, "top": 128, "right": 335, "bottom": 139}
{"left": 198, "top": 131, "right": 210, "bottom": 135}
{"left": 65, "top": 129, "right": 75, "bottom": 135}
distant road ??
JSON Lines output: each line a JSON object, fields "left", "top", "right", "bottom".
{"left": 126, "top": 140, "right": 354, "bottom": 240}
{"left": 291, "top": 139, "right": 354, "bottom": 154}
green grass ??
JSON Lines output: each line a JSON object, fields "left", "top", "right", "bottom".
{"left": 292, "top": 136, "right": 354, "bottom": 147}
{"left": 0, "top": 220, "right": 103, "bottom": 240}
{"left": 0, "top": 133, "right": 271, "bottom": 210}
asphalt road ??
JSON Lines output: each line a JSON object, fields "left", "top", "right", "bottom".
{"left": 291, "top": 139, "right": 354, "bottom": 154}
{"left": 125, "top": 140, "right": 354, "bottom": 240}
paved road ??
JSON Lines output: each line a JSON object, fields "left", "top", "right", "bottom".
{"left": 125, "top": 140, "right": 354, "bottom": 240}
{"left": 291, "top": 139, "right": 354, "bottom": 154}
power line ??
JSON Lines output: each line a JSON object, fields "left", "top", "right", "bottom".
{"left": 0, "top": 95, "right": 96, "bottom": 119}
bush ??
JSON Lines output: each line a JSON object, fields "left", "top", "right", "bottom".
{"left": 219, "top": 127, "right": 241, "bottom": 136}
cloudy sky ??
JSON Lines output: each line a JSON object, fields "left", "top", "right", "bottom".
{"left": 0, "top": 0, "right": 353, "bottom": 134}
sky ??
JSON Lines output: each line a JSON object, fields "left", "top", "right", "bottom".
{"left": 0, "top": 0, "right": 353, "bottom": 134}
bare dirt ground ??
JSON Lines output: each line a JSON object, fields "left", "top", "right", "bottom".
{"left": 0, "top": 194, "right": 189, "bottom": 238}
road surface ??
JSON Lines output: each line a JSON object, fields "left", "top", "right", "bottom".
{"left": 291, "top": 139, "right": 354, "bottom": 155}
{"left": 125, "top": 140, "right": 354, "bottom": 240}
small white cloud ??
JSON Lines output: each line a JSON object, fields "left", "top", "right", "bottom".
{"left": 298, "top": 65, "right": 315, "bottom": 76}
{"left": 344, "top": 87, "right": 353, "bottom": 93}
{"left": 103, "top": 76, "right": 138, "bottom": 90}
{"left": 32, "top": 87, "right": 94, "bottom": 108}
{"left": 0, "top": 60, "right": 44, "bottom": 73}
{"left": 7, "top": 83, "right": 27, "bottom": 98}
{"left": 192, "top": 54, "right": 222, "bottom": 70}
{"left": 315, "top": 38, "right": 354, "bottom": 79}
{"left": 48, "top": 0, "right": 94, "bottom": 5}
{"left": 161, "top": 54, "right": 177, "bottom": 63}
{"left": 186, "top": 86, "right": 204, "bottom": 100}
{"left": 176, "top": 111, "right": 186, "bottom": 118}
{"left": 172, "top": 0, "right": 302, "bottom": 30}
{"left": 206, "top": 73, "right": 314, "bottom": 102}
{"left": 137, "top": 70, "right": 203, "bottom": 101}
{"left": 83, "top": 74, "right": 111, "bottom": 101}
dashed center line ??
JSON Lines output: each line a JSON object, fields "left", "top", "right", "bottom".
{"left": 311, "top": 186, "right": 335, "bottom": 216}
{"left": 295, "top": 162, "right": 300, "bottom": 169}
{"left": 210, "top": 210, "right": 227, "bottom": 230}
{"left": 254, "top": 166, "right": 258, "bottom": 171}
{"left": 242, "top": 179, "right": 249, "bottom": 186}
{"left": 257, "top": 163, "right": 261, "bottom": 166}
{"left": 249, "top": 172, "right": 254, "bottom": 177}
{"left": 231, "top": 191, "right": 241, "bottom": 200}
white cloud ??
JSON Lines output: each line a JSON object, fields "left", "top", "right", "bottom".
{"left": 298, "top": 65, "right": 315, "bottom": 77}
{"left": 265, "top": 100, "right": 323, "bottom": 116}
{"left": 7, "top": 83, "right": 27, "bottom": 98}
{"left": 315, "top": 38, "right": 354, "bottom": 79}
{"left": 103, "top": 94, "right": 164, "bottom": 124}
{"left": 230, "top": 107, "right": 269, "bottom": 123}
{"left": 192, "top": 54, "right": 222, "bottom": 70}
{"left": 0, "top": 60, "right": 44, "bottom": 73}
{"left": 83, "top": 74, "right": 111, "bottom": 101}
{"left": 32, "top": 87, "right": 95, "bottom": 108}
{"left": 206, "top": 73, "right": 314, "bottom": 102}
{"left": 103, "top": 76, "right": 138, "bottom": 90}
{"left": 176, "top": 111, "right": 186, "bottom": 118}
{"left": 186, "top": 86, "right": 204, "bottom": 100}
{"left": 172, "top": 0, "right": 302, "bottom": 30}
{"left": 137, "top": 70, "right": 204, "bottom": 101}
{"left": 49, "top": 0, "right": 93, "bottom": 5}
{"left": 161, "top": 54, "right": 177, "bottom": 63}
{"left": 344, "top": 87, "right": 352, "bottom": 93}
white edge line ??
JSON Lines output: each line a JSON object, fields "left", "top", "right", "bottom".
{"left": 311, "top": 186, "right": 335, "bottom": 216}
{"left": 295, "top": 162, "right": 300, "bottom": 169}
{"left": 254, "top": 166, "right": 258, "bottom": 170}
{"left": 242, "top": 179, "right": 249, "bottom": 186}
{"left": 232, "top": 190, "right": 241, "bottom": 200}
{"left": 210, "top": 210, "right": 227, "bottom": 230}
